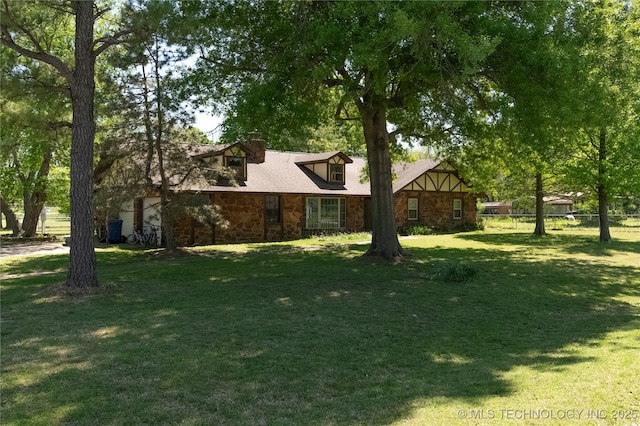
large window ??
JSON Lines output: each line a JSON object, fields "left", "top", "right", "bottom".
{"left": 306, "top": 197, "right": 346, "bottom": 230}
{"left": 408, "top": 198, "right": 418, "bottom": 220}
{"left": 453, "top": 199, "right": 462, "bottom": 219}
{"left": 265, "top": 195, "right": 281, "bottom": 223}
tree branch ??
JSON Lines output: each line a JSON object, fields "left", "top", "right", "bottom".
{"left": 0, "top": 24, "right": 74, "bottom": 83}
{"left": 93, "top": 29, "right": 134, "bottom": 57}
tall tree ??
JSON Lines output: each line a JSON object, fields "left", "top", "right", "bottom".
{"left": 170, "top": 0, "right": 512, "bottom": 259}
{"left": 0, "top": 43, "right": 71, "bottom": 237}
{"left": 1, "top": 0, "right": 131, "bottom": 289}
{"left": 95, "top": 28, "right": 231, "bottom": 251}
{"left": 560, "top": 0, "right": 640, "bottom": 242}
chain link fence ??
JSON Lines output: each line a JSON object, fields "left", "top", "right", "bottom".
{"left": 478, "top": 214, "right": 640, "bottom": 232}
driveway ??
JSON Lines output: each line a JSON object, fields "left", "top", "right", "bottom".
{"left": 0, "top": 241, "right": 70, "bottom": 258}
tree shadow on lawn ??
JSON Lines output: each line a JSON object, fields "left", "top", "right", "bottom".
{"left": 2, "top": 243, "right": 639, "bottom": 425}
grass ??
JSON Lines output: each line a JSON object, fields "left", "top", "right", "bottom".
{"left": 1, "top": 230, "right": 639, "bottom": 425}
{"left": 0, "top": 207, "right": 71, "bottom": 239}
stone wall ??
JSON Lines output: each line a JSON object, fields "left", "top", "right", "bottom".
{"left": 346, "top": 197, "right": 367, "bottom": 232}
{"left": 394, "top": 190, "right": 477, "bottom": 232}
{"left": 173, "top": 193, "right": 307, "bottom": 245}
{"left": 172, "top": 190, "right": 476, "bottom": 246}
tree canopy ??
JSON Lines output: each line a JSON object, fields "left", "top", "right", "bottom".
{"left": 168, "top": 0, "right": 551, "bottom": 258}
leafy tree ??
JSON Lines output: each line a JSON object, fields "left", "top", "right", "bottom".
{"left": 0, "top": 42, "right": 71, "bottom": 237}
{"left": 169, "top": 0, "right": 523, "bottom": 259}
{"left": 442, "top": 1, "right": 594, "bottom": 236}
{"left": 95, "top": 29, "right": 231, "bottom": 251}
{"left": 1, "top": 0, "right": 132, "bottom": 289}
{"left": 560, "top": 0, "right": 640, "bottom": 242}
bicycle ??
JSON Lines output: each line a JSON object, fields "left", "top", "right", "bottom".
{"left": 126, "top": 222, "right": 159, "bottom": 246}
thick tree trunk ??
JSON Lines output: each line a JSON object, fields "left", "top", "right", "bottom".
{"left": 66, "top": 0, "right": 98, "bottom": 289}
{"left": 597, "top": 128, "right": 611, "bottom": 243}
{"left": 0, "top": 196, "right": 22, "bottom": 236}
{"left": 362, "top": 99, "right": 403, "bottom": 260}
{"left": 21, "top": 151, "right": 52, "bottom": 237}
{"left": 21, "top": 197, "right": 44, "bottom": 237}
{"left": 533, "top": 172, "right": 546, "bottom": 236}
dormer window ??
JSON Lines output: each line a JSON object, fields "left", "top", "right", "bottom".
{"left": 329, "top": 163, "right": 344, "bottom": 184}
{"left": 225, "top": 156, "right": 245, "bottom": 179}
{"left": 295, "top": 151, "right": 353, "bottom": 186}
{"left": 223, "top": 146, "right": 247, "bottom": 181}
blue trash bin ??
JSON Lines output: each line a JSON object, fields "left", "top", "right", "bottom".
{"left": 107, "top": 220, "right": 123, "bottom": 243}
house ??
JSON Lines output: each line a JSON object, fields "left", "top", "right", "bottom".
{"left": 544, "top": 197, "right": 574, "bottom": 215}
{"left": 482, "top": 201, "right": 512, "bottom": 215}
{"left": 116, "top": 139, "right": 478, "bottom": 246}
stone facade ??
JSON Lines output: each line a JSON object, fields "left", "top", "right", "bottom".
{"left": 172, "top": 190, "right": 477, "bottom": 246}
{"left": 172, "top": 193, "right": 372, "bottom": 245}
{"left": 394, "top": 190, "right": 477, "bottom": 233}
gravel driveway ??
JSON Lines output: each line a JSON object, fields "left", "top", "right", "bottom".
{"left": 0, "top": 242, "right": 70, "bottom": 258}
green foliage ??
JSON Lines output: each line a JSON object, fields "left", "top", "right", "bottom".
{"left": 431, "top": 262, "right": 478, "bottom": 283}
{"left": 406, "top": 225, "right": 434, "bottom": 236}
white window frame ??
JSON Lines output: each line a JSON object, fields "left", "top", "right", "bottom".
{"left": 265, "top": 195, "right": 281, "bottom": 224}
{"left": 408, "top": 198, "right": 418, "bottom": 220}
{"left": 329, "top": 163, "right": 345, "bottom": 183}
{"left": 306, "top": 197, "right": 346, "bottom": 230}
{"left": 453, "top": 198, "right": 463, "bottom": 219}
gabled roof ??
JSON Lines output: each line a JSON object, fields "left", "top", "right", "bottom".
{"left": 391, "top": 158, "right": 442, "bottom": 192}
{"left": 188, "top": 143, "right": 238, "bottom": 159}
{"left": 294, "top": 151, "right": 354, "bottom": 165}
{"left": 175, "top": 144, "right": 460, "bottom": 197}
{"left": 198, "top": 150, "right": 371, "bottom": 196}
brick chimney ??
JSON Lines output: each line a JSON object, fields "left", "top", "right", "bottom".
{"left": 244, "top": 133, "right": 266, "bottom": 163}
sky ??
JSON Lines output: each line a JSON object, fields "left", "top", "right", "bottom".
{"left": 194, "top": 112, "right": 223, "bottom": 141}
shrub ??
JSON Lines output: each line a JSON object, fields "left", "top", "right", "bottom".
{"left": 432, "top": 263, "right": 477, "bottom": 283}
{"left": 407, "top": 225, "right": 434, "bottom": 236}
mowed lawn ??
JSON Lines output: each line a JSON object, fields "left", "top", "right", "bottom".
{"left": 1, "top": 230, "right": 639, "bottom": 425}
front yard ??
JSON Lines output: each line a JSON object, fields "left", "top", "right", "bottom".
{"left": 1, "top": 230, "right": 638, "bottom": 425}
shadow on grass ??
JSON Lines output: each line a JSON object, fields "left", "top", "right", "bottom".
{"left": 2, "top": 239, "right": 639, "bottom": 425}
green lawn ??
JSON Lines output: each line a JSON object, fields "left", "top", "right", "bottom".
{"left": 1, "top": 230, "right": 639, "bottom": 425}
{"left": 0, "top": 207, "right": 71, "bottom": 238}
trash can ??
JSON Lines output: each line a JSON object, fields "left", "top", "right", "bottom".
{"left": 107, "top": 220, "right": 123, "bottom": 244}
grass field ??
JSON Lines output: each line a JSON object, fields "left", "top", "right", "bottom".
{"left": 1, "top": 230, "right": 639, "bottom": 425}
{"left": 0, "top": 208, "right": 71, "bottom": 239}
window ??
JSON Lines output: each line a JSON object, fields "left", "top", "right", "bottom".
{"left": 306, "top": 197, "right": 346, "bottom": 230}
{"left": 453, "top": 199, "right": 462, "bottom": 219}
{"left": 408, "top": 198, "right": 418, "bottom": 220}
{"left": 329, "top": 163, "right": 345, "bottom": 183}
{"left": 225, "top": 156, "right": 246, "bottom": 180}
{"left": 265, "top": 195, "right": 281, "bottom": 223}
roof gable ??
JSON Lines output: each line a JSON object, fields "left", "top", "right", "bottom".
{"left": 392, "top": 159, "right": 470, "bottom": 193}
{"left": 294, "top": 151, "right": 354, "bottom": 165}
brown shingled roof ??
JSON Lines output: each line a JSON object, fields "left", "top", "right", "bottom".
{"left": 200, "top": 150, "right": 371, "bottom": 196}
{"left": 176, "top": 145, "right": 446, "bottom": 197}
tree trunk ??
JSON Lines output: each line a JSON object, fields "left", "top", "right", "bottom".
{"left": 21, "top": 195, "right": 44, "bottom": 237}
{"left": 597, "top": 127, "right": 611, "bottom": 242}
{"left": 0, "top": 196, "right": 22, "bottom": 236}
{"left": 66, "top": 0, "right": 98, "bottom": 289}
{"left": 21, "top": 150, "right": 52, "bottom": 237}
{"left": 361, "top": 98, "right": 403, "bottom": 259}
{"left": 533, "top": 172, "right": 546, "bottom": 236}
